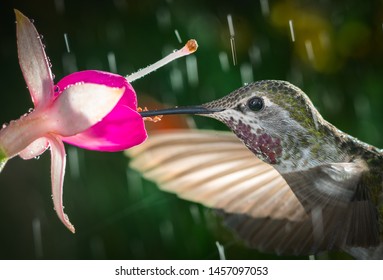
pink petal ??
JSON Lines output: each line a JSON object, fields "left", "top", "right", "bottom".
{"left": 19, "top": 137, "right": 49, "bottom": 160}
{"left": 57, "top": 71, "right": 147, "bottom": 151}
{"left": 47, "top": 83, "right": 124, "bottom": 137}
{"left": 15, "top": 10, "right": 54, "bottom": 109}
{"left": 47, "top": 134, "right": 75, "bottom": 233}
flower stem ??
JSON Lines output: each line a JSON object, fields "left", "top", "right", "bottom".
{"left": 126, "top": 39, "right": 198, "bottom": 83}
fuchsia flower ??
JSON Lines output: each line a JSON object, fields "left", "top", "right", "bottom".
{"left": 0, "top": 10, "right": 197, "bottom": 232}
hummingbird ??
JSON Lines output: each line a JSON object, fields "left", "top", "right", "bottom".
{"left": 127, "top": 80, "right": 383, "bottom": 259}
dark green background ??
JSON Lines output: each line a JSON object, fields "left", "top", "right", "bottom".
{"left": 1, "top": 0, "right": 383, "bottom": 259}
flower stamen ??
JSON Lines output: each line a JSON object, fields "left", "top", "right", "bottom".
{"left": 138, "top": 107, "right": 163, "bottom": 123}
{"left": 126, "top": 39, "right": 198, "bottom": 83}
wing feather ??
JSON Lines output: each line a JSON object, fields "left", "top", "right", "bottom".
{"left": 126, "top": 129, "right": 381, "bottom": 257}
{"left": 127, "top": 130, "right": 306, "bottom": 221}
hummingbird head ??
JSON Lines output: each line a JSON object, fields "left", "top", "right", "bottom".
{"left": 200, "top": 80, "right": 326, "bottom": 165}
{"left": 140, "top": 80, "right": 339, "bottom": 170}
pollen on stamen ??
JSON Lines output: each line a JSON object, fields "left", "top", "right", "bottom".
{"left": 185, "top": 39, "right": 198, "bottom": 53}
{"left": 126, "top": 39, "right": 198, "bottom": 83}
{"left": 137, "top": 107, "right": 163, "bottom": 123}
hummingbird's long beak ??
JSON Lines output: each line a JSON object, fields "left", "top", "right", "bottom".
{"left": 139, "top": 106, "right": 223, "bottom": 118}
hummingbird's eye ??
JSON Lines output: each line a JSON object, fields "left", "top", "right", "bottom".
{"left": 247, "top": 97, "right": 264, "bottom": 112}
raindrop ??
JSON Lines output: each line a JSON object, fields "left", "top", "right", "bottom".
{"left": 54, "top": 85, "right": 60, "bottom": 93}
{"left": 287, "top": 66, "right": 303, "bottom": 86}
{"left": 107, "top": 52, "right": 117, "bottom": 73}
{"left": 64, "top": 33, "right": 70, "bottom": 53}
{"left": 304, "top": 40, "right": 315, "bottom": 62}
{"left": 68, "top": 147, "right": 80, "bottom": 180}
{"left": 47, "top": 57, "right": 52, "bottom": 68}
{"left": 230, "top": 38, "right": 237, "bottom": 65}
{"left": 227, "top": 14, "right": 237, "bottom": 65}
{"left": 64, "top": 214, "right": 69, "bottom": 222}
{"left": 189, "top": 205, "right": 201, "bottom": 224}
{"left": 126, "top": 168, "right": 143, "bottom": 199}
{"left": 227, "top": 14, "right": 235, "bottom": 37}
{"left": 62, "top": 53, "right": 78, "bottom": 73}
{"left": 30, "top": 19, "right": 35, "bottom": 23}
{"left": 215, "top": 241, "right": 226, "bottom": 260}
{"left": 38, "top": 34, "right": 44, "bottom": 40}
{"left": 248, "top": 45, "right": 262, "bottom": 65}
{"left": 186, "top": 55, "right": 199, "bottom": 87}
{"left": 240, "top": 62, "right": 254, "bottom": 85}
{"left": 34, "top": 156, "right": 40, "bottom": 160}
{"left": 288, "top": 20, "right": 295, "bottom": 42}
{"left": 52, "top": 73, "right": 56, "bottom": 79}
{"left": 218, "top": 52, "right": 230, "bottom": 72}
{"left": 260, "top": 0, "right": 270, "bottom": 16}
{"left": 174, "top": 29, "right": 182, "bottom": 43}
{"left": 2, "top": 123, "right": 7, "bottom": 129}
{"left": 319, "top": 31, "right": 330, "bottom": 49}
{"left": 42, "top": 44, "right": 46, "bottom": 49}
{"left": 169, "top": 67, "right": 183, "bottom": 92}
{"left": 32, "top": 218, "right": 43, "bottom": 259}
{"left": 159, "top": 220, "right": 174, "bottom": 244}
{"left": 353, "top": 94, "right": 371, "bottom": 119}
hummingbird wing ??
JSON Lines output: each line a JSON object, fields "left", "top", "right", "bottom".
{"left": 126, "top": 129, "right": 380, "bottom": 257}
{"left": 281, "top": 161, "right": 379, "bottom": 249}
{"left": 126, "top": 129, "right": 307, "bottom": 222}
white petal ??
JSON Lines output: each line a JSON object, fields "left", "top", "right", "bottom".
{"left": 47, "top": 83, "right": 124, "bottom": 137}
{"left": 47, "top": 134, "right": 75, "bottom": 233}
{"left": 19, "top": 137, "right": 49, "bottom": 160}
{"left": 15, "top": 10, "right": 54, "bottom": 109}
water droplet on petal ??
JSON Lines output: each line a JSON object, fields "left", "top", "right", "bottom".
{"left": 2, "top": 123, "right": 8, "bottom": 129}
{"left": 34, "top": 156, "right": 40, "bottom": 160}
{"left": 28, "top": 108, "right": 34, "bottom": 113}
{"left": 54, "top": 85, "right": 60, "bottom": 93}
{"left": 30, "top": 19, "right": 35, "bottom": 23}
